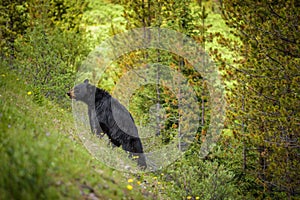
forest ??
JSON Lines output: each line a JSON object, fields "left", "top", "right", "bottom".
{"left": 0, "top": 0, "right": 299, "bottom": 199}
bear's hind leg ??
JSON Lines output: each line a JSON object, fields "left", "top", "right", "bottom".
{"left": 122, "top": 139, "right": 147, "bottom": 169}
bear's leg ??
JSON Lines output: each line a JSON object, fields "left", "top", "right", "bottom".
{"left": 135, "top": 152, "right": 147, "bottom": 169}
{"left": 88, "top": 107, "right": 104, "bottom": 137}
{"left": 122, "top": 138, "right": 147, "bottom": 169}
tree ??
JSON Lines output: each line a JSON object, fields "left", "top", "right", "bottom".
{"left": 112, "top": 0, "right": 210, "bottom": 143}
{"left": 220, "top": 0, "right": 300, "bottom": 198}
{"left": 0, "top": 0, "right": 29, "bottom": 58}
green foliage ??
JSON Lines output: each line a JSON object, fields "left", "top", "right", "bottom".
{"left": 1, "top": 0, "right": 90, "bottom": 107}
{"left": 48, "top": 0, "right": 88, "bottom": 30}
{"left": 82, "top": 0, "right": 126, "bottom": 44}
{"left": 0, "top": 0, "right": 29, "bottom": 56}
{"left": 220, "top": 0, "right": 300, "bottom": 198}
{"left": 121, "top": 0, "right": 197, "bottom": 34}
{"left": 14, "top": 23, "right": 88, "bottom": 107}
{"left": 159, "top": 146, "right": 243, "bottom": 199}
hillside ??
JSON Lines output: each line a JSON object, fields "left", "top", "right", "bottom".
{"left": 0, "top": 65, "right": 153, "bottom": 200}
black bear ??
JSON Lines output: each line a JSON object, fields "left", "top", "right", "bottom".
{"left": 67, "top": 79, "right": 147, "bottom": 169}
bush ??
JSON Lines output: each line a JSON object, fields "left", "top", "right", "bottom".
{"left": 161, "top": 146, "right": 243, "bottom": 200}
{"left": 14, "top": 23, "right": 89, "bottom": 107}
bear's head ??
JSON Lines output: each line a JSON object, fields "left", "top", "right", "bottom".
{"left": 67, "top": 79, "right": 95, "bottom": 103}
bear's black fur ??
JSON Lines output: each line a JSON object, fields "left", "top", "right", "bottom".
{"left": 67, "top": 79, "right": 147, "bottom": 169}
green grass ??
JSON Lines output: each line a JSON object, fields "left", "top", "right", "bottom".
{"left": 0, "top": 65, "right": 154, "bottom": 199}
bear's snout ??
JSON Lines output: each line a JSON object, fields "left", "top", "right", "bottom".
{"left": 67, "top": 89, "right": 75, "bottom": 99}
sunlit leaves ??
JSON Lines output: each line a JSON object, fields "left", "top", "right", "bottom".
{"left": 221, "top": 0, "right": 300, "bottom": 197}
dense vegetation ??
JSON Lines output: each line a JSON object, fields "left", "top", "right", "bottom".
{"left": 220, "top": 1, "right": 300, "bottom": 198}
{"left": 0, "top": 0, "right": 299, "bottom": 199}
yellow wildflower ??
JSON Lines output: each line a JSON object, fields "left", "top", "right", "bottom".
{"left": 187, "top": 196, "right": 192, "bottom": 200}
{"left": 127, "top": 179, "right": 134, "bottom": 183}
{"left": 127, "top": 184, "right": 133, "bottom": 191}
{"left": 27, "top": 91, "right": 32, "bottom": 95}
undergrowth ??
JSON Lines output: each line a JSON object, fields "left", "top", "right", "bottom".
{"left": 0, "top": 64, "right": 150, "bottom": 200}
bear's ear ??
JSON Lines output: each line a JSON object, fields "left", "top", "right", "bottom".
{"left": 87, "top": 82, "right": 95, "bottom": 93}
{"left": 84, "top": 79, "right": 89, "bottom": 84}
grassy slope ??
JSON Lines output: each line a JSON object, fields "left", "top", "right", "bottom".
{"left": 0, "top": 65, "right": 152, "bottom": 199}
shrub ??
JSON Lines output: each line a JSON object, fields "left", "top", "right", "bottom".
{"left": 14, "top": 23, "right": 89, "bottom": 107}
